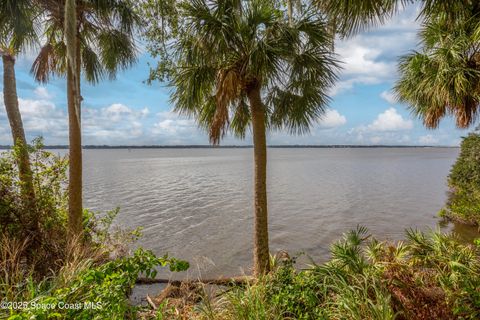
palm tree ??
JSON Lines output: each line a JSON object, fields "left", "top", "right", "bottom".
{"left": 394, "top": 3, "right": 480, "bottom": 130}
{"left": 63, "top": 0, "right": 82, "bottom": 238}
{"left": 170, "top": 0, "right": 339, "bottom": 275}
{"left": 32, "top": 0, "right": 141, "bottom": 238}
{"left": 0, "top": 1, "right": 38, "bottom": 238}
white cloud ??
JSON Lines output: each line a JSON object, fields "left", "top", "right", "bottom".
{"left": 102, "top": 103, "right": 132, "bottom": 122}
{"left": 0, "top": 93, "right": 67, "bottom": 144}
{"left": 380, "top": 91, "right": 396, "bottom": 104}
{"left": 318, "top": 109, "right": 347, "bottom": 128}
{"left": 336, "top": 46, "right": 393, "bottom": 79}
{"left": 82, "top": 104, "right": 151, "bottom": 143}
{"left": 19, "top": 97, "right": 58, "bottom": 117}
{"left": 34, "top": 87, "right": 52, "bottom": 100}
{"left": 368, "top": 108, "right": 413, "bottom": 131}
{"left": 330, "top": 5, "right": 420, "bottom": 96}
{"left": 0, "top": 91, "right": 158, "bottom": 144}
{"left": 419, "top": 134, "right": 439, "bottom": 145}
{"left": 346, "top": 107, "right": 414, "bottom": 145}
{"left": 348, "top": 125, "right": 412, "bottom": 145}
{"left": 150, "top": 111, "right": 205, "bottom": 144}
{"left": 370, "top": 136, "right": 382, "bottom": 144}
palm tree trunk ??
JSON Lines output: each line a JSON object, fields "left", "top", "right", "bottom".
{"left": 248, "top": 86, "right": 270, "bottom": 276}
{"left": 2, "top": 54, "right": 37, "bottom": 232}
{"left": 65, "top": 0, "right": 83, "bottom": 239}
{"left": 287, "top": 0, "right": 293, "bottom": 26}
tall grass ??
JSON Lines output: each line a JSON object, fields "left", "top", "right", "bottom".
{"left": 167, "top": 227, "right": 480, "bottom": 320}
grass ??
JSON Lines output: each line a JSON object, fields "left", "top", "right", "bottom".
{"left": 154, "top": 227, "right": 480, "bottom": 320}
{"left": 0, "top": 239, "right": 189, "bottom": 320}
{"left": 1, "top": 225, "right": 479, "bottom": 319}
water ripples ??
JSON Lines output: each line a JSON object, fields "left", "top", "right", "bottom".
{"left": 81, "top": 148, "right": 478, "bottom": 278}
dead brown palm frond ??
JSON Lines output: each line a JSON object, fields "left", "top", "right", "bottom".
{"left": 453, "top": 96, "right": 479, "bottom": 128}
{"left": 423, "top": 106, "right": 446, "bottom": 129}
{"left": 30, "top": 43, "right": 62, "bottom": 83}
{"left": 211, "top": 69, "right": 242, "bottom": 144}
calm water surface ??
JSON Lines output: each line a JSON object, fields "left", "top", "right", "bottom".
{"left": 80, "top": 148, "right": 478, "bottom": 278}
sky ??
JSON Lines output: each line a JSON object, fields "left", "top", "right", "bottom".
{"left": 0, "top": 5, "right": 472, "bottom": 146}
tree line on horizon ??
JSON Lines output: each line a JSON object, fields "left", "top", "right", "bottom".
{"left": 1, "top": 0, "right": 480, "bottom": 277}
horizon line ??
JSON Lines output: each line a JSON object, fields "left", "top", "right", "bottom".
{"left": 0, "top": 144, "right": 459, "bottom": 149}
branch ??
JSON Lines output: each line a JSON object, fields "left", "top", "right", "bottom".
{"left": 136, "top": 276, "right": 253, "bottom": 286}
{"left": 146, "top": 294, "right": 157, "bottom": 310}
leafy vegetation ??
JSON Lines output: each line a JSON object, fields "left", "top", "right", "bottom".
{"left": 1, "top": 138, "right": 69, "bottom": 274}
{"left": 2, "top": 248, "right": 188, "bottom": 320}
{"left": 0, "top": 142, "right": 190, "bottom": 319}
{"left": 2, "top": 0, "right": 480, "bottom": 319}
{"left": 158, "top": 227, "right": 480, "bottom": 320}
{"left": 394, "top": 1, "right": 480, "bottom": 129}
{"left": 440, "top": 132, "right": 480, "bottom": 225}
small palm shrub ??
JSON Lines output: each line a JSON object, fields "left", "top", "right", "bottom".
{"left": 188, "top": 227, "right": 479, "bottom": 320}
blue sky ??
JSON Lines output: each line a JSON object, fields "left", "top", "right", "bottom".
{"left": 0, "top": 5, "right": 471, "bottom": 146}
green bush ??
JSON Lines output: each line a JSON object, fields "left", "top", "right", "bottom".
{"left": 3, "top": 249, "right": 189, "bottom": 320}
{"left": 192, "top": 228, "right": 480, "bottom": 320}
{"left": 0, "top": 140, "right": 190, "bottom": 319}
{"left": 0, "top": 138, "right": 69, "bottom": 274}
{"left": 0, "top": 139, "right": 146, "bottom": 275}
{"left": 443, "top": 132, "right": 480, "bottom": 225}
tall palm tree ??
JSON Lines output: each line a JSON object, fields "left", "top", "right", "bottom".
{"left": 63, "top": 0, "right": 81, "bottom": 238}
{"left": 32, "top": 0, "right": 141, "bottom": 238}
{"left": 0, "top": 0, "right": 38, "bottom": 238}
{"left": 170, "top": 0, "right": 339, "bottom": 275}
{"left": 394, "top": 3, "right": 480, "bottom": 130}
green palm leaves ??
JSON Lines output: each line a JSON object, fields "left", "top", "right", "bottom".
{"left": 315, "top": 0, "right": 401, "bottom": 38}
{"left": 395, "top": 4, "right": 480, "bottom": 129}
{"left": 170, "top": 0, "right": 340, "bottom": 144}
{"left": 31, "top": 0, "right": 141, "bottom": 84}
{"left": 0, "top": 0, "right": 37, "bottom": 54}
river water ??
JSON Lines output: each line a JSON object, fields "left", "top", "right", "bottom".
{"left": 80, "top": 147, "right": 478, "bottom": 278}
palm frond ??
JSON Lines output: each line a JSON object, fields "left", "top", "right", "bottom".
{"left": 30, "top": 43, "right": 64, "bottom": 83}
{"left": 33, "top": 0, "right": 140, "bottom": 84}
{"left": 97, "top": 30, "right": 137, "bottom": 79}
{"left": 395, "top": 4, "right": 480, "bottom": 130}
{"left": 81, "top": 45, "right": 104, "bottom": 84}
{"left": 168, "top": 0, "right": 339, "bottom": 144}
{"left": 0, "top": 0, "right": 38, "bottom": 53}
{"left": 315, "top": 0, "right": 403, "bottom": 38}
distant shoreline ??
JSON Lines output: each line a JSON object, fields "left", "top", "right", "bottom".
{"left": 0, "top": 145, "right": 459, "bottom": 149}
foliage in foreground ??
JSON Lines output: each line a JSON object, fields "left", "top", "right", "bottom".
{"left": 163, "top": 227, "right": 480, "bottom": 320}
{"left": 1, "top": 139, "right": 72, "bottom": 276}
{"left": 0, "top": 141, "right": 190, "bottom": 319}
{"left": 1, "top": 247, "right": 188, "bottom": 320}
{"left": 440, "top": 132, "right": 480, "bottom": 225}
{"left": 0, "top": 139, "right": 134, "bottom": 275}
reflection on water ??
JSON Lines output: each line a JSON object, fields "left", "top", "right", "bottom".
{"left": 75, "top": 147, "right": 479, "bottom": 278}
{"left": 439, "top": 219, "right": 480, "bottom": 243}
